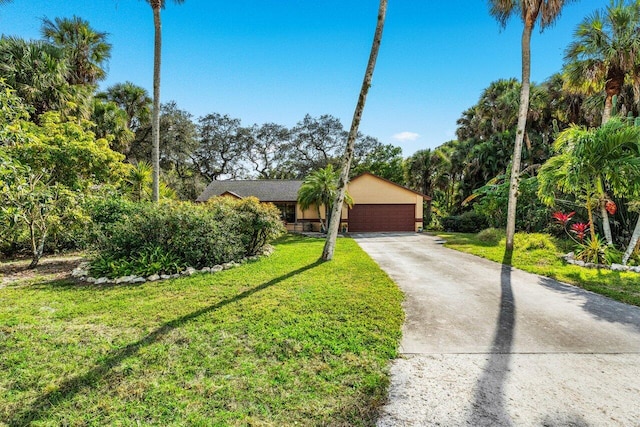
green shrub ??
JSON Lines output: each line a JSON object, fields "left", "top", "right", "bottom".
{"left": 442, "top": 211, "right": 488, "bottom": 233}
{"left": 87, "top": 198, "right": 285, "bottom": 278}
{"left": 476, "top": 228, "right": 505, "bottom": 245}
{"left": 575, "top": 235, "right": 607, "bottom": 264}
{"left": 514, "top": 233, "right": 557, "bottom": 251}
{"left": 604, "top": 246, "right": 623, "bottom": 265}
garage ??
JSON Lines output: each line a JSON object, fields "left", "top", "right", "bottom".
{"left": 348, "top": 204, "right": 416, "bottom": 232}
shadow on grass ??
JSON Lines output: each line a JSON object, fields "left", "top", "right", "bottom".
{"left": 5, "top": 259, "right": 324, "bottom": 426}
{"left": 468, "top": 249, "right": 515, "bottom": 426}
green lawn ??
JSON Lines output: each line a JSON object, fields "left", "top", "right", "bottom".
{"left": 0, "top": 235, "right": 403, "bottom": 426}
{"left": 436, "top": 231, "right": 640, "bottom": 307}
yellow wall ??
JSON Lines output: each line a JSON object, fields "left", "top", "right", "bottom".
{"left": 348, "top": 174, "right": 419, "bottom": 204}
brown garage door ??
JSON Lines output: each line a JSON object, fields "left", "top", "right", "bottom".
{"left": 348, "top": 204, "right": 415, "bottom": 232}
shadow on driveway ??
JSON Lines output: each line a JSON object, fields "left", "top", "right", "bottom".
{"left": 468, "top": 250, "right": 515, "bottom": 426}
{"left": 537, "top": 276, "right": 640, "bottom": 335}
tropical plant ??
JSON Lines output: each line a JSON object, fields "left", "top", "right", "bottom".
{"left": 145, "top": 0, "right": 186, "bottom": 202}
{"left": 298, "top": 165, "right": 354, "bottom": 233}
{"left": 564, "top": 0, "right": 640, "bottom": 123}
{"left": 97, "top": 81, "right": 151, "bottom": 133}
{"left": 0, "top": 155, "right": 83, "bottom": 267}
{"left": 0, "top": 37, "right": 74, "bottom": 119}
{"left": 323, "top": 0, "right": 387, "bottom": 260}
{"left": 555, "top": 118, "right": 640, "bottom": 245}
{"left": 91, "top": 98, "right": 134, "bottom": 153}
{"left": 41, "top": 16, "right": 111, "bottom": 86}
{"left": 488, "top": 0, "right": 574, "bottom": 251}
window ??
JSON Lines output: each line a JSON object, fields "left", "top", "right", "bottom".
{"left": 275, "top": 203, "right": 296, "bottom": 223}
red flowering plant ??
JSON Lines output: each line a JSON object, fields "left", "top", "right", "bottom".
{"left": 570, "top": 222, "right": 589, "bottom": 243}
{"left": 552, "top": 211, "right": 588, "bottom": 245}
{"left": 552, "top": 211, "right": 575, "bottom": 226}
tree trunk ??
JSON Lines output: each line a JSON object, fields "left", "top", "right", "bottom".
{"left": 151, "top": 5, "right": 162, "bottom": 202}
{"left": 28, "top": 224, "right": 46, "bottom": 269}
{"left": 599, "top": 71, "right": 622, "bottom": 244}
{"left": 505, "top": 18, "right": 533, "bottom": 251}
{"left": 597, "top": 178, "right": 613, "bottom": 246}
{"left": 322, "top": 0, "right": 387, "bottom": 261}
{"left": 623, "top": 214, "right": 640, "bottom": 265}
{"left": 602, "top": 68, "right": 624, "bottom": 124}
{"left": 586, "top": 194, "right": 597, "bottom": 242}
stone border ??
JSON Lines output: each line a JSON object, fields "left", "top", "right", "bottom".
{"left": 562, "top": 252, "right": 640, "bottom": 273}
{"left": 71, "top": 246, "right": 274, "bottom": 285}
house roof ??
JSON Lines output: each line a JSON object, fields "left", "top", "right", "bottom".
{"left": 196, "top": 180, "right": 303, "bottom": 203}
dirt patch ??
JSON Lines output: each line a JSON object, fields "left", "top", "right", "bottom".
{"left": 0, "top": 254, "right": 85, "bottom": 286}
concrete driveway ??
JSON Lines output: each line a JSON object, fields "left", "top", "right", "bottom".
{"left": 353, "top": 233, "right": 640, "bottom": 426}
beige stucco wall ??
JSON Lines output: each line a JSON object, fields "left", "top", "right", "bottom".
{"left": 348, "top": 174, "right": 419, "bottom": 204}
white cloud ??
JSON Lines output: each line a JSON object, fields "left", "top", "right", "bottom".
{"left": 392, "top": 131, "right": 420, "bottom": 142}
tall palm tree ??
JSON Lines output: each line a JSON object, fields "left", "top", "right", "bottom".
{"left": 322, "top": 0, "right": 387, "bottom": 260}
{"left": 488, "top": 0, "right": 573, "bottom": 252}
{"left": 41, "top": 16, "right": 111, "bottom": 86}
{"left": 564, "top": 0, "right": 640, "bottom": 123}
{"left": 146, "top": 0, "right": 185, "bottom": 202}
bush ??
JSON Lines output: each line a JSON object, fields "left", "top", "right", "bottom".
{"left": 442, "top": 211, "right": 488, "bottom": 233}
{"left": 87, "top": 197, "right": 285, "bottom": 278}
{"left": 514, "top": 233, "right": 557, "bottom": 251}
{"left": 476, "top": 228, "right": 505, "bottom": 245}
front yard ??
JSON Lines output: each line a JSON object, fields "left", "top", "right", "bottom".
{"left": 0, "top": 235, "right": 403, "bottom": 426}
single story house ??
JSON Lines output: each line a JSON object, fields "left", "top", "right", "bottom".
{"left": 196, "top": 172, "right": 430, "bottom": 232}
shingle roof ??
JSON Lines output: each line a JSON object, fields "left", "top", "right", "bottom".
{"left": 196, "top": 180, "right": 303, "bottom": 203}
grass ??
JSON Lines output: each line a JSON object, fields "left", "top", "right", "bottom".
{"left": 0, "top": 235, "right": 403, "bottom": 426}
{"left": 436, "top": 231, "right": 640, "bottom": 307}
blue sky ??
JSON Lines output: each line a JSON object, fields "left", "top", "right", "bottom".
{"left": 1, "top": 0, "right": 605, "bottom": 156}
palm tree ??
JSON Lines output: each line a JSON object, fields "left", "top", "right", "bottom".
{"left": 322, "top": 0, "right": 387, "bottom": 260}
{"left": 298, "top": 165, "right": 354, "bottom": 233}
{"left": 488, "top": 0, "right": 573, "bottom": 252}
{"left": 145, "top": 0, "right": 185, "bottom": 202}
{"left": 539, "top": 118, "right": 640, "bottom": 247}
{"left": 0, "top": 37, "right": 72, "bottom": 118}
{"left": 98, "top": 81, "right": 152, "bottom": 133}
{"left": 41, "top": 16, "right": 111, "bottom": 86}
{"left": 564, "top": 0, "right": 640, "bottom": 124}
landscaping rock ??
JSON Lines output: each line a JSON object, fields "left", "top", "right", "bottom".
{"left": 211, "top": 265, "right": 223, "bottom": 272}
{"left": 171, "top": 273, "right": 180, "bottom": 278}
{"left": 86, "top": 277, "right": 96, "bottom": 283}
{"left": 71, "top": 267, "right": 88, "bottom": 277}
{"left": 200, "top": 267, "right": 211, "bottom": 273}
{"left": 160, "top": 274, "right": 171, "bottom": 280}
{"left": 115, "top": 275, "right": 136, "bottom": 284}
{"left": 574, "top": 260, "right": 585, "bottom": 267}
{"left": 585, "top": 263, "right": 596, "bottom": 268}
{"left": 610, "top": 263, "right": 628, "bottom": 272}
{"left": 131, "top": 277, "right": 146, "bottom": 284}
{"left": 95, "top": 277, "right": 110, "bottom": 285}
{"left": 631, "top": 266, "right": 640, "bottom": 273}
{"left": 147, "top": 274, "right": 160, "bottom": 282}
